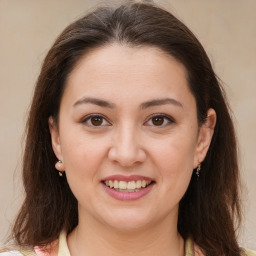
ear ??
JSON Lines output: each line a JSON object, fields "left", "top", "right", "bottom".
{"left": 48, "top": 116, "right": 65, "bottom": 171}
{"left": 193, "top": 108, "right": 217, "bottom": 168}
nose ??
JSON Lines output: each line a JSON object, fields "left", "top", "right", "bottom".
{"left": 108, "top": 125, "right": 146, "bottom": 167}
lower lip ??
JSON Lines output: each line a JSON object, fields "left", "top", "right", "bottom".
{"left": 102, "top": 182, "right": 155, "bottom": 201}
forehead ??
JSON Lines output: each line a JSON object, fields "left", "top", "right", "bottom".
{"left": 63, "top": 43, "right": 194, "bottom": 108}
{"left": 69, "top": 43, "right": 188, "bottom": 81}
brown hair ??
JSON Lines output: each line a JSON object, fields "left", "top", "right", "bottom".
{"left": 10, "top": 1, "right": 242, "bottom": 255}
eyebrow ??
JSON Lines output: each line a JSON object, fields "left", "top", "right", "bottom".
{"left": 73, "top": 97, "right": 183, "bottom": 109}
{"left": 73, "top": 97, "right": 116, "bottom": 108}
{"left": 141, "top": 98, "right": 183, "bottom": 109}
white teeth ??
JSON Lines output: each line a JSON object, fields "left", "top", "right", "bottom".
{"left": 104, "top": 179, "right": 152, "bottom": 191}
{"left": 114, "top": 180, "right": 119, "bottom": 189}
{"left": 109, "top": 180, "right": 114, "bottom": 188}
{"left": 119, "top": 181, "right": 127, "bottom": 189}
{"left": 127, "top": 181, "right": 136, "bottom": 190}
{"left": 136, "top": 180, "right": 141, "bottom": 189}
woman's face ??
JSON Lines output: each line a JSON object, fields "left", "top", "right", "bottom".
{"left": 50, "top": 44, "right": 215, "bottom": 232}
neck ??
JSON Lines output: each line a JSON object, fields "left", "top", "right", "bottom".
{"left": 67, "top": 212, "right": 184, "bottom": 256}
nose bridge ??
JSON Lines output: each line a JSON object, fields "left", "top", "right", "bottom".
{"left": 118, "top": 122, "right": 137, "bottom": 152}
{"left": 108, "top": 121, "right": 145, "bottom": 166}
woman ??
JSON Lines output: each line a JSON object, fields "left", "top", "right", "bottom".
{"left": 1, "top": 1, "right": 255, "bottom": 256}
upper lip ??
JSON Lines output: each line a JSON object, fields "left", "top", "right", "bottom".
{"left": 102, "top": 175, "right": 154, "bottom": 182}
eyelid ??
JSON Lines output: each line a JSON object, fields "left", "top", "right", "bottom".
{"left": 81, "top": 114, "right": 111, "bottom": 127}
{"left": 144, "top": 113, "right": 175, "bottom": 127}
{"left": 80, "top": 113, "right": 174, "bottom": 127}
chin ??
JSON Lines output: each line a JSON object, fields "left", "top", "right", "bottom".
{"left": 98, "top": 208, "right": 157, "bottom": 232}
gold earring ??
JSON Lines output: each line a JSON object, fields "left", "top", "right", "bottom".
{"left": 196, "top": 163, "right": 201, "bottom": 178}
{"left": 55, "top": 160, "right": 64, "bottom": 176}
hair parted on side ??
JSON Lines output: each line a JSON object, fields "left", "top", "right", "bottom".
{"left": 10, "top": 1, "right": 242, "bottom": 255}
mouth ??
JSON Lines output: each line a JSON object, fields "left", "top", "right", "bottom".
{"left": 102, "top": 179, "right": 154, "bottom": 192}
{"left": 101, "top": 175, "right": 155, "bottom": 200}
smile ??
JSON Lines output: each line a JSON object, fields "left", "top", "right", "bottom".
{"left": 102, "top": 175, "right": 155, "bottom": 200}
{"left": 103, "top": 180, "right": 152, "bottom": 192}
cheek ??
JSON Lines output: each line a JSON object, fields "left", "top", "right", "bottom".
{"left": 60, "top": 136, "right": 109, "bottom": 206}
{"left": 60, "top": 131, "right": 109, "bottom": 181}
{"left": 151, "top": 135, "right": 196, "bottom": 170}
{"left": 149, "top": 136, "right": 195, "bottom": 189}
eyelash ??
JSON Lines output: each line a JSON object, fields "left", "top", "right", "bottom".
{"left": 81, "top": 113, "right": 175, "bottom": 127}
{"left": 81, "top": 114, "right": 111, "bottom": 127}
{"left": 144, "top": 114, "right": 175, "bottom": 127}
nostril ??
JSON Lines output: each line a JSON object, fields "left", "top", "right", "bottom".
{"left": 108, "top": 145, "right": 146, "bottom": 167}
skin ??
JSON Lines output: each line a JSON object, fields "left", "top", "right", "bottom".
{"left": 49, "top": 44, "right": 216, "bottom": 256}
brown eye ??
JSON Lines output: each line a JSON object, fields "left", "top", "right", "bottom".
{"left": 144, "top": 114, "right": 174, "bottom": 127}
{"left": 83, "top": 115, "right": 110, "bottom": 127}
{"left": 152, "top": 116, "right": 164, "bottom": 126}
{"left": 91, "top": 116, "right": 103, "bottom": 126}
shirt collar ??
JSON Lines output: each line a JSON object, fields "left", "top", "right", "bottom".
{"left": 58, "top": 231, "right": 194, "bottom": 256}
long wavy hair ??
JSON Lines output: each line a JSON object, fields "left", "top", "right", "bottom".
{"left": 10, "top": 1, "right": 242, "bottom": 255}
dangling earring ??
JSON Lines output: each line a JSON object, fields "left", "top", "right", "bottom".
{"left": 55, "top": 160, "right": 64, "bottom": 176}
{"left": 196, "top": 163, "right": 201, "bottom": 178}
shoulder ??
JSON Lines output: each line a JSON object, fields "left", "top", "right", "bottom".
{"left": 0, "top": 249, "right": 36, "bottom": 256}
{"left": 244, "top": 249, "right": 256, "bottom": 256}
{"left": 0, "top": 251, "right": 24, "bottom": 256}
{"left": 0, "top": 232, "right": 62, "bottom": 256}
